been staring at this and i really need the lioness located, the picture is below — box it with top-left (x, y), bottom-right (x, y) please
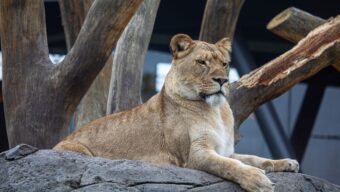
top-left (54, 34), bottom-right (299, 192)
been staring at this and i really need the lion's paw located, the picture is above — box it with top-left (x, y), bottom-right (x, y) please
top-left (239, 165), bottom-right (274, 192)
top-left (261, 161), bottom-right (275, 173)
top-left (274, 158), bottom-right (299, 173)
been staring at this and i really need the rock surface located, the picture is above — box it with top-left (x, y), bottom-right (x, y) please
top-left (0, 144), bottom-right (339, 192)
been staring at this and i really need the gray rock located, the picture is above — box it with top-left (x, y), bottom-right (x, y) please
top-left (0, 144), bottom-right (38, 161)
top-left (0, 145), bottom-right (339, 192)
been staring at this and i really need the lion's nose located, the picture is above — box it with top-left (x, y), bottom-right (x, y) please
top-left (212, 78), bottom-right (228, 86)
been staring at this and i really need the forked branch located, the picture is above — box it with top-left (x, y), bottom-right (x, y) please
top-left (55, 0), bottom-right (143, 112)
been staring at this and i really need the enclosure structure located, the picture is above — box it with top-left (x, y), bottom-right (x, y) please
top-left (0, 0), bottom-right (339, 185)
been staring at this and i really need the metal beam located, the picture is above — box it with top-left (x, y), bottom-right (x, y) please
top-left (291, 82), bottom-right (326, 162)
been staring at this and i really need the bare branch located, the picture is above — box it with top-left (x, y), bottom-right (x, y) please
top-left (58, 0), bottom-right (93, 50)
top-left (107, 0), bottom-right (160, 113)
top-left (199, 0), bottom-right (245, 43)
top-left (55, 0), bottom-right (143, 112)
top-left (230, 16), bottom-right (340, 129)
top-left (59, 0), bottom-right (113, 127)
top-left (267, 7), bottom-right (340, 71)
top-left (267, 7), bottom-right (325, 43)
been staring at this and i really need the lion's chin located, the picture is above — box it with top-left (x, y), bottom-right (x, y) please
top-left (205, 93), bottom-right (226, 107)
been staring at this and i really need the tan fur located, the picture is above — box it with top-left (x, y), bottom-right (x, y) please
top-left (54, 34), bottom-right (299, 192)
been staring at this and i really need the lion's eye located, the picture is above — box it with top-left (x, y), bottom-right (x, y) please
top-left (196, 59), bottom-right (206, 65)
top-left (222, 62), bottom-right (228, 67)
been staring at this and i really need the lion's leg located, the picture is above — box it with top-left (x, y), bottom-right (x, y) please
top-left (230, 153), bottom-right (299, 173)
top-left (53, 140), bottom-right (94, 157)
top-left (187, 148), bottom-right (274, 192)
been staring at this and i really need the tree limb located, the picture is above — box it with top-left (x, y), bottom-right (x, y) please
top-left (58, 0), bottom-right (93, 50)
top-left (59, 0), bottom-right (113, 127)
top-left (267, 7), bottom-right (340, 71)
top-left (199, 0), bottom-right (245, 43)
top-left (229, 16), bottom-right (340, 129)
top-left (55, 0), bottom-right (143, 113)
top-left (107, 0), bottom-right (160, 114)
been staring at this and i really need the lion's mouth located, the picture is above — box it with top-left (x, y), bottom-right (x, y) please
top-left (199, 90), bottom-right (224, 100)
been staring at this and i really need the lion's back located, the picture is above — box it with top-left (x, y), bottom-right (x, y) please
top-left (56, 93), bottom-right (171, 163)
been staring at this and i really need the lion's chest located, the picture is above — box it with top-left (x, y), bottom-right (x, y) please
top-left (211, 119), bottom-right (234, 157)
top-left (191, 116), bottom-right (234, 157)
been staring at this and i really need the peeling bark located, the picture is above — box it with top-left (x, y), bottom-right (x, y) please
top-left (229, 16), bottom-right (340, 129)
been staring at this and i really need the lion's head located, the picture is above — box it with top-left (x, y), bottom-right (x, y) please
top-left (164, 34), bottom-right (232, 107)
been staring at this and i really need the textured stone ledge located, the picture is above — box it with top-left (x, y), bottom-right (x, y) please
top-left (0, 144), bottom-right (339, 192)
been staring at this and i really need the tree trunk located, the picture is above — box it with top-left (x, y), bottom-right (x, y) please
top-left (229, 16), bottom-right (340, 129)
top-left (0, 0), bottom-right (143, 148)
top-left (266, 7), bottom-right (340, 71)
top-left (0, 81), bottom-right (9, 151)
top-left (199, 0), bottom-right (245, 43)
top-left (59, 0), bottom-right (113, 128)
top-left (107, 0), bottom-right (160, 113)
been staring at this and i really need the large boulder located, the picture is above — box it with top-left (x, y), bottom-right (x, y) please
top-left (0, 144), bottom-right (339, 192)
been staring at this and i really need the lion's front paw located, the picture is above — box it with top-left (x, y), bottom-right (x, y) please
top-left (274, 158), bottom-right (299, 172)
top-left (239, 165), bottom-right (274, 192)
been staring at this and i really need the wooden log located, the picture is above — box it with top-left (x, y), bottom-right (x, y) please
top-left (199, 0), bottom-right (245, 43)
top-left (107, 0), bottom-right (160, 113)
top-left (267, 7), bottom-right (325, 43)
top-left (230, 16), bottom-right (340, 129)
top-left (267, 7), bottom-right (340, 71)
top-left (59, 0), bottom-right (113, 127)
top-left (0, 0), bottom-right (143, 148)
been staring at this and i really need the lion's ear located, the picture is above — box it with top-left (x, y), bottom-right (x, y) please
top-left (170, 34), bottom-right (194, 58)
top-left (216, 37), bottom-right (231, 53)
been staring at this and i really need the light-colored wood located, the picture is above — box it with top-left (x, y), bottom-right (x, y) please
top-left (230, 16), bottom-right (340, 129)
top-left (107, 0), bottom-right (160, 114)
top-left (59, 0), bottom-right (113, 128)
top-left (0, 0), bottom-right (143, 148)
top-left (199, 0), bottom-right (245, 43)
top-left (267, 7), bottom-right (340, 71)
top-left (267, 7), bottom-right (325, 43)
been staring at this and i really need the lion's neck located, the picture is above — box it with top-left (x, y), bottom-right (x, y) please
top-left (162, 70), bottom-right (222, 113)
top-left (161, 86), bottom-right (216, 113)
